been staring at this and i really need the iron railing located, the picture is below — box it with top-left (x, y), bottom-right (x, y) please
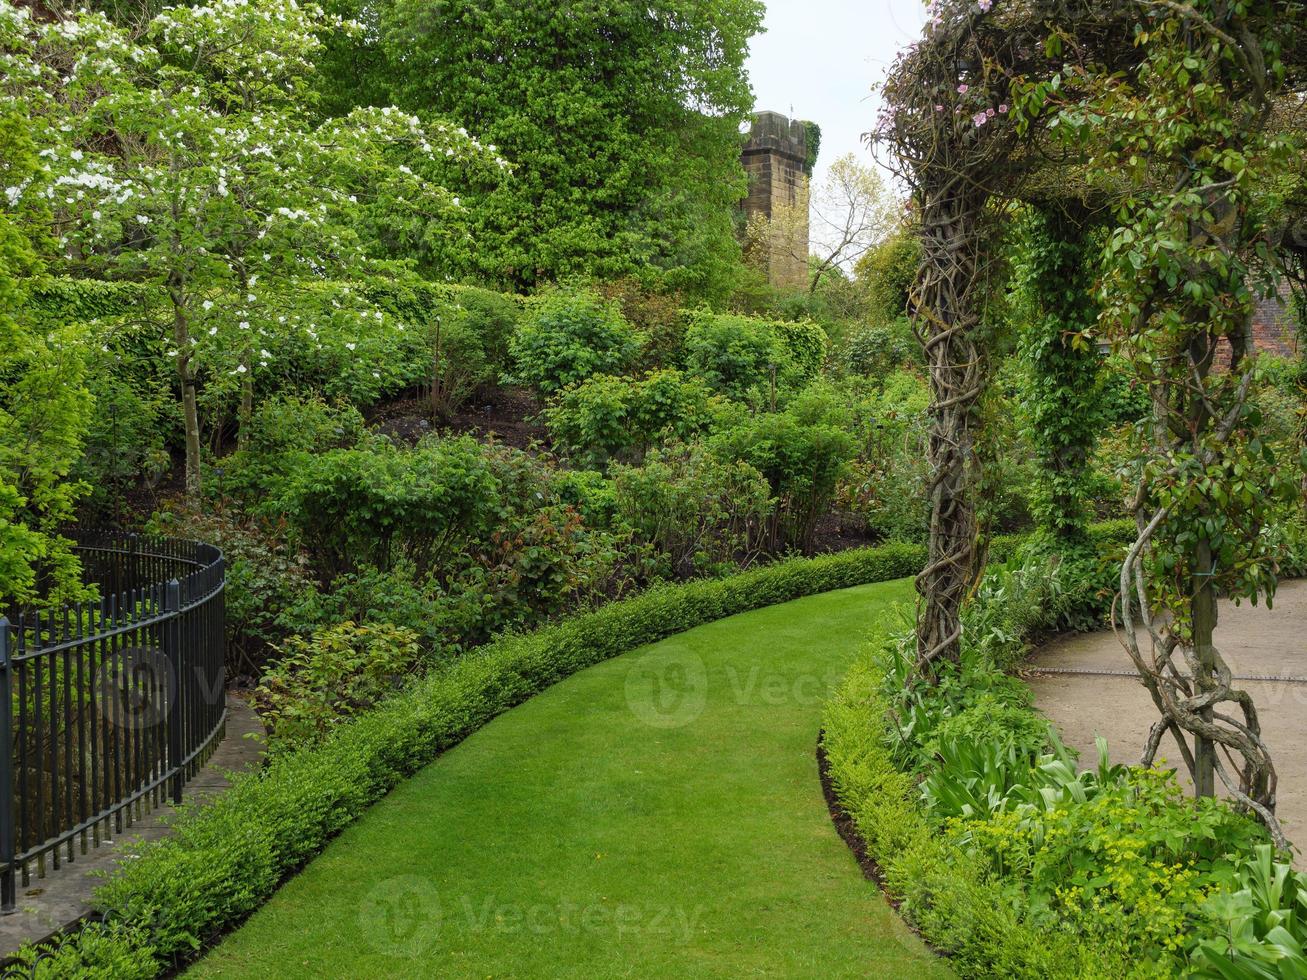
top-left (0, 531), bottom-right (226, 912)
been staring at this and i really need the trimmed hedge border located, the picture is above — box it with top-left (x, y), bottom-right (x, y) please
top-left (12, 540), bottom-right (930, 976)
top-left (821, 663), bottom-right (1130, 980)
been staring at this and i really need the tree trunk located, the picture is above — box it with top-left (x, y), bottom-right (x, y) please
top-left (168, 277), bottom-right (202, 498)
top-left (1193, 536), bottom-right (1217, 797)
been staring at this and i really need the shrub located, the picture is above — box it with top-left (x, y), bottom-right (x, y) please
top-left (842, 319), bottom-right (920, 379)
top-left (426, 312), bottom-right (494, 422)
top-left (612, 441), bottom-right (773, 578)
top-left (544, 369), bottom-right (717, 468)
top-left (253, 621), bottom-right (425, 750)
top-left (681, 309), bottom-right (792, 402)
top-left (1192, 846), bottom-right (1307, 978)
top-left (712, 411), bottom-right (857, 553)
top-left (73, 367), bottom-right (174, 521)
top-left (35, 542), bottom-right (925, 975)
top-left (509, 287), bottom-right (643, 396)
top-left (271, 436), bottom-right (499, 577)
top-left (825, 543), bottom-right (1276, 979)
top-left (773, 318), bottom-right (829, 383)
top-left (216, 395), bottom-right (366, 503)
top-left (145, 506), bottom-right (315, 678)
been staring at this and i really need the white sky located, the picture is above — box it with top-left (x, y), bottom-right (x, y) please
top-left (745, 0), bottom-right (926, 191)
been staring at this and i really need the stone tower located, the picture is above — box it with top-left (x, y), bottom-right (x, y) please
top-left (741, 111), bottom-right (810, 290)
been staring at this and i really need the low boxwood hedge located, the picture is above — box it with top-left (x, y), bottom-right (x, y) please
top-left (822, 661), bottom-right (1132, 979)
top-left (9, 541), bottom-right (927, 977)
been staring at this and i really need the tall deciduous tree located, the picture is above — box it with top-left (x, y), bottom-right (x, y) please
top-left (352, 0), bottom-right (764, 298)
top-left (14, 0), bottom-right (497, 497)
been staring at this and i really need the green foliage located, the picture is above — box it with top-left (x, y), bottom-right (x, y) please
top-left (800, 119), bottom-right (821, 175)
top-left (855, 224), bottom-right (920, 327)
top-left (509, 287), bottom-right (643, 397)
top-left (216, 395), bottom-right (367, 503)
top-left (712, 409), bottom-right (856, 553)
top-left (612, 441), bottom-right (772, 578)
top-left (544, 369), bottom-right (718, 469)
top-left (366, 0), bottom-right (763, 298)
top-left (146, 506), bottom-right (317, 677)
top-left (32, 542), bottom-right (923, 975)
top-left (774, 318), bottom-right (829, 383)
top-left (842, 319), bottom-right (920, 379)
top-left (680, 309), bottom-right (823, 403)
top-left (825, 542), bottom-right (1279, 979)
top-left (272, 436), bottom-right (498, 577)
top-left (1012, 208), bottom-right (1105, 555)
top-left (253, 620), bottom-right (425, 749)
top-left (1193, 846), bottom-right (1307, 978)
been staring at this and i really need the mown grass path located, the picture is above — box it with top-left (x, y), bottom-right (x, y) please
top-left (190, 580), bottom-right (950, 979)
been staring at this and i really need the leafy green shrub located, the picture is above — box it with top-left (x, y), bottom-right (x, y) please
top-left (146, 506), bottom-right (315, 678)
top-left (272, 436), bottom-right (498, 577)
top-left (681, 309), bottom-right (792, 402)
top-left (826, 542), bottom-right (1277, 979)
top-left (277, 562), bottom-right (449, 654)
top-left (842, 319), bottom-right (920, 379)
top-left (217, 395), bottom-right (366, 503)
top-left (545, 369), bottom-right (717, 468)
top-left (854, 224), bottom-right (920, 326)
top-left (253, 621), bottom-right (425, 750)
top-left (712, 410), bottom-right (857, 553)
top-left (426, 312), bottom-right (494, 421)
top-left (928, 693), bottom-right (1051, 759)
top-left (1193, 846), bottom-right (1307, 978)
top-left (73, 367), bottom-right (174, 521)
top-left (509, 287), bottom-right (643, 396)
top-left (773, 318), bottom-right (829, 383)
top-left (961, 767), bottom-right (1264, 962)
top-left (35, 542), bottom-right (925, 975)
top-left (612, 441), bottom-right (773, 578)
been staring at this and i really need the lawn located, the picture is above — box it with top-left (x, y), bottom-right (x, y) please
top-left (188, 579), bottom-right (950, 979)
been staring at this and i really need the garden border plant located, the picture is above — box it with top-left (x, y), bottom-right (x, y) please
top-left (821, 531), bottom-right (1307, 979)
top-left (5, 539), bottom-right (931, 976)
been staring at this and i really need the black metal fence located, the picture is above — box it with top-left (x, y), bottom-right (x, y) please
top-left (0, 532), bottom-right (226, 911)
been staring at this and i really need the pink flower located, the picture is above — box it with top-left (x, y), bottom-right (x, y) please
top-left (957, 83), bottom-right (969, 94)
top-left (978, 0), bottom-right (992, 10)
top-left (986, 107), bottom-right (996, 118)
top-left (999, 104), bottom-right (1009, 113)
top-left (935, 105), bottom-right (944, 112)
top-left (973, 112), bottom-right (988, 126)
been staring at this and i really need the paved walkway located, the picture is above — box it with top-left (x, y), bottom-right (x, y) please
top-left (0, 696), bottom-right (264, 954)
top-left (1030, 580), bottom-right (1307, 864)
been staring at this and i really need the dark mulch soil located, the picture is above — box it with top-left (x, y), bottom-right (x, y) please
top-left (367, 386), bottom-right (547, 450)
top-left (810, 511), bottom-right (880, 555)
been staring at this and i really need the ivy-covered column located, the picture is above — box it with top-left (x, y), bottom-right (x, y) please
top-left (1014, 206), bottom-right (1101, 556)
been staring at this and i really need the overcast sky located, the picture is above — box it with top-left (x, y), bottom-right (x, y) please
top-left (745, 0), bottom-right (927, 190)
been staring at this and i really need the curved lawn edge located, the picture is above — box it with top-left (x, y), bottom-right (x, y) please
top-left (821, 658), bottom-right (1129, 980)
top-left (6, 541), bottom-right (928, 977)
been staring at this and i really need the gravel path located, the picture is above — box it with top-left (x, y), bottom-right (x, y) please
top-left (1029, 580), bottom-right (1307, 865)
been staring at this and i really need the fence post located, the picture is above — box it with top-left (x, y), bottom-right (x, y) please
top-left (0, 620), bottom-right (15, 913)
top-left (163, 580), bottom-right (184, 805)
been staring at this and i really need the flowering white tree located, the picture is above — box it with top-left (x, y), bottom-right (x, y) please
top-left (9, 0), bottom-right (502, 495)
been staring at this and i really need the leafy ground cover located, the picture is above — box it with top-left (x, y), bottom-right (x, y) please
top-left (188, 580), bottom-right (950, 979)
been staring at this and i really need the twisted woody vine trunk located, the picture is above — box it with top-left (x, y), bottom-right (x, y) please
top-left (913, 184), bottom-right (989, 672)
top-left (1092, 0), bottom-right (1297, 846)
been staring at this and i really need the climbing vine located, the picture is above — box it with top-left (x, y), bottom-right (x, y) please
top-left (1013, 206), bottom-right (1103, 556)
top-left (1030, 0), bottom-right (1301, 843)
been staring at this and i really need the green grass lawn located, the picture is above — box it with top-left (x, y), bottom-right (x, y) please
top-left (189, 579), bottom-right (950, 979)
